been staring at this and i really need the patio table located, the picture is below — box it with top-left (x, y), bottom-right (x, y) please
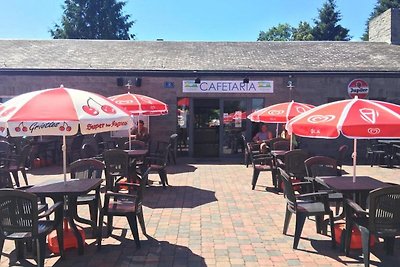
top-left (314, 175), bottom-right (391, 207)
top-left (26, 179), bottom-right (102, 255)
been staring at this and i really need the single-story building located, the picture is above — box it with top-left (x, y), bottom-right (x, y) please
top-left (1, 8), bottom-right (400, 159)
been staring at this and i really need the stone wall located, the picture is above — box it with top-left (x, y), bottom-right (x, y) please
top-left (369, 8), bottom-right (400, 45)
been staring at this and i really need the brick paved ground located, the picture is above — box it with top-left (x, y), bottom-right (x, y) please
top-left (0, 159), bottom-right (399, 267)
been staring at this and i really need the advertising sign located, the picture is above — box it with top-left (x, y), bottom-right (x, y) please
top-left (183, 80), bottom-right (273, 93)
top-left (348, 79), bottom-right (369, 99)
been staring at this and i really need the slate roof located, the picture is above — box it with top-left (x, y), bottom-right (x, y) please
top-left (1, 39), bottom-right (400, 73)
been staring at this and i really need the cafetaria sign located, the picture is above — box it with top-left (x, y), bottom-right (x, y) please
top-left (183, 80), bottom-right (273, 93)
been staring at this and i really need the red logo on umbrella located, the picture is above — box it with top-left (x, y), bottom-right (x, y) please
top-left (82, 97), bottom-right (116, 116)
top-left (359, 108), bottom-right (378, 124)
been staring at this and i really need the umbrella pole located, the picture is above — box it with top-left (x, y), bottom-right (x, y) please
top-left (290, 134), bottom-right (293, 151)
top-left (62, 134), bottom-right (67, 184)
top-left (352, 139), bottom-right (357, 183)
top-left (129, 128), bottom-right (132, 150)
top-left (276, 123), bottom-right (279, 138)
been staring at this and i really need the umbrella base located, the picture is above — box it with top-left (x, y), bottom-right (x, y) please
top-left (47, 219), bottom-right (86, 254)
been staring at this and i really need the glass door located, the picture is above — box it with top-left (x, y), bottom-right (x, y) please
top-left (222, 99), bottom-right (246, 156)
top-left (193, 99), bottom-right (220, 157)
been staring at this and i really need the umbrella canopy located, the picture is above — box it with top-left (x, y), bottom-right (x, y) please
top-left (108, 92), bottom-right (168, 116)
top-left (286, 96), bottom-right (400, 182)
top-left (0, 86), bottom-right (133, 182)
top-left (247, 101), bottom-right (314, 123)
top-left (177, 97), bottom-right (190, 107)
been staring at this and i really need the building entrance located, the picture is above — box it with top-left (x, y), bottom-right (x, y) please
top-left (193, 98), bottom-right (220, 157)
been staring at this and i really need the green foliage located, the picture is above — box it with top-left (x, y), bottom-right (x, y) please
top-left (362, 0), bottom-right (400, 40)
top-left (312, 0), bottom-right (350, 41)
top-left (257, 0), bottom-right (350, 41)
top-left (50, 0), bottom-right (135, 40)
top-left (292, 21), bottom-right (314, 41)
top-left (258, 23), bottom-right (294, 41)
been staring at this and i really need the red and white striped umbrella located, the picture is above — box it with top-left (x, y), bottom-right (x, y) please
top-left (247, 101), bottom-right (314, 123)
top-left (286, 97), bottom-right (400, 182)
top-left (0, 86), bottom-right (133, 182)
top-left (108, 92), bottom-right (168, 116)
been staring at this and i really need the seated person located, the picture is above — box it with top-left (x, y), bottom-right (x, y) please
top-left (131, 120), bottom-right (149, 143)
top-left (252, 124), bottom-right (273, 143)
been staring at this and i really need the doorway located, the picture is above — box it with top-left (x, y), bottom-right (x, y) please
top-left (193, 99), bottom-right (220, 157)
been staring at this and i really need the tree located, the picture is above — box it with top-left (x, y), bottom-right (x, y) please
top-left (312, 0), bottom-right (350, 41)
top-left (50, 0), bottom-right (135, 40)
top-left (257, 0), bottom-right (349, 41)
top-left (362, 0), bottom-right (400, 40)
top-left (292, 21), bottom-right (314, 41)
top-left (257, 23), bottom-right (294, 41)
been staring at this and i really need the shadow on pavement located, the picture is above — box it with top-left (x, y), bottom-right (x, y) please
top-left (144, 185), bottom-right (217, 209)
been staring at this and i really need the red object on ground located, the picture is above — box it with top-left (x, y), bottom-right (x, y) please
top-left (47, 219), bottom-right (86, 254)
top-left (334, 223), bottom-right (375, 249)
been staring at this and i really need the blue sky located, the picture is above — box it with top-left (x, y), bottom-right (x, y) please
top-left (0, 0), bottom-right (376, 41)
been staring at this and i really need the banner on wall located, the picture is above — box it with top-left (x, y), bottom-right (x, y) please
top-left (182, 80), bottom-right (273, 93)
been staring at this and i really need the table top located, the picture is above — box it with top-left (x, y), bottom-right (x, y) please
top-left (378, 139), bottom-right (400, 144)
top-left (26, 179), bottom-right (102, 197)
top-left (271, 150), bottom-right (287, 156)
top-left (124, 149), bottom-right (148, 156)
top-left (315, 175), bottom-right (390, 193)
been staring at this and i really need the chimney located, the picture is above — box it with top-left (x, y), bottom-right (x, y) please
top-left (369, 8), bottom-right (400, 45)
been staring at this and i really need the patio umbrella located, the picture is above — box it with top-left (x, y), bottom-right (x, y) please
top-left (177, 97), bottom-right (190, 107)
top-left (108, 92), bottom-right (168, 149)
top-left (247, 101), bottom-right (315, 149)
top-left (286, 96), bottom-right (400, 182)
top-left (0, 86), bottom-right (133, 183)
top-left (108, 92), bottom-right (168, 116)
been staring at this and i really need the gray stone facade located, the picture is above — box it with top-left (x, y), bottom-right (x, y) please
top-left (369, 8), bottom-right (400, 45)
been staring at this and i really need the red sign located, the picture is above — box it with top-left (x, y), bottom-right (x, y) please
top-left (348, 79), bottom-right (369, 99)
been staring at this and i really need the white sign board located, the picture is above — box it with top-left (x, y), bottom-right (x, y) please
top-left (183, 80), bottom-right (273, 93)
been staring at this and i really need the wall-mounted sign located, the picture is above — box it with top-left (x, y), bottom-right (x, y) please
top-left (164, 81), bottom-right (174, 88)
top-left (348, 79), bottom-right (369, 99)
top-left (182, 80), bottom-right (273, 93)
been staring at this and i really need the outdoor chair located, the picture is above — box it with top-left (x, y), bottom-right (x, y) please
top-left (145, 144), bottom-right (170, 188)
top-left (0, 141), bottom-right (13, 170)
top-left (7, 144), bottom-right (31, 187)
top-left (345, 186), bottom-right (400, 267)
top-left (169, 133), bottom-right (178, 165)
top-left (97, 168), bottom-right (151, 249)
top-left (248, 142), bottom-right (273, 190)
top-left (366, 141), bottom-right (388, 167)
top-left (124, 140), bottom-right (146, 150)
top-left (268, 137), bottom-right (286, 150)
top-left (68, 134), bottom-right (85, 163)
top-left (0, 169), bottom-right (13, 189)
top-left (244, 141), bottom-right (260, 168)
top-left (81, 143), bottom-right (103, 161)
top-left (70, 158), bottom-right (105, 235)
top-left (272, 140), bottom-right (290, 151)
top-left (0, 169), bottom-right (48, 217)
top-left (277, 149), bottom-right (308, 191)
top-left (304, 156), bottom-right (343, 217)
top-left (336, 145), bottom-right (348, 172)
top-left (278, 167), bottom-right (336, 249)
top-left (104, 149), bottom-right (131, 192)
top-left (0, 189), bottom-right (64, 267)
